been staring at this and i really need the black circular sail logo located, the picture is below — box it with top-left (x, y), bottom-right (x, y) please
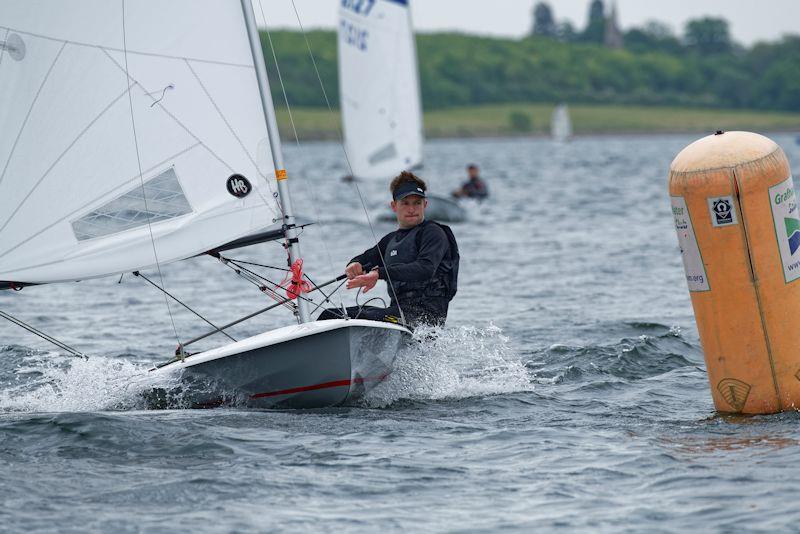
top-left (226, 174), bottom-right (251, 198)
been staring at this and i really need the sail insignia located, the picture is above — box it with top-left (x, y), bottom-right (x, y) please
top-left (71, 168), bottom-right (192, 241)
top-left (226, 174), bottom-right (252, 198)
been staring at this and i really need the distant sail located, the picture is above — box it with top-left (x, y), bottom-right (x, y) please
top-left (338, 0), bottom-right (424, 180)
top-left (0, 0), bottom-right (281, 285)
top-left (551, 103), bottom-right (573, 143)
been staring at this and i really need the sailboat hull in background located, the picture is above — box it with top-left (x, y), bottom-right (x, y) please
top-left (375, 194), bottom-right (467, 224)
top-left (148, 319), bottom-right (411, 409)
top-left (424, 195), bottom-right (468, 223)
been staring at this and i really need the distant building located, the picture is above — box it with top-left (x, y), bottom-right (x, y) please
top-left (604, 1), bottom-right (623, 49)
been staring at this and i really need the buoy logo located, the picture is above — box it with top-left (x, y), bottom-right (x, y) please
top-left (708, 196), bottom-right (737, 227)
top-left (713, 199), bottom-right (732, 224)
top-left (785, 217), bottom-right (800, 255)
top-left (769, 177), bottom-right (800, 283)
top-left (717, 378), bottom-right (751, 412)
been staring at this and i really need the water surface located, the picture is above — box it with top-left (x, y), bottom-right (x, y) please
top-left (2, 134), bottom-right (800, 531)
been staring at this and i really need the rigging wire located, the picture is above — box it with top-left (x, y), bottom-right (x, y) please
top-left (133, 271), bottom-right (236, 342)
top-left (220, 258), bottom-right (290, 272)
top-left (216, 255), bottom-right (296, 310)
top-left (174, 269), bottom-right (350, 355)
top-left (121, 0), bottom-right (182, 348)
top-left (217, 254), bottom-right (343, 315)
top-left (0, 310), bottom-right (87, 359)
top-left (285, 0), bottom-right (407, 325)
top-left (216, 253), bottom-right (351, 318)
top-left (257, 0), bottom-right (345, 313)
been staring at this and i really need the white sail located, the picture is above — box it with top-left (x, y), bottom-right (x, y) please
top-left (338, 0), bottom-right (424, 180)
top-left (0, 0), bottom-right (281, 285)
top-left (551, 103), bottom-right (573, 142)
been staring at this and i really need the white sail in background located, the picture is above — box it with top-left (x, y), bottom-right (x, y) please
top-left (551, 103), bottom-right (573, 142)
top-left (0, 0), bottom-right (281, 285)
top-left (338, 0), bottom-right (424, 180)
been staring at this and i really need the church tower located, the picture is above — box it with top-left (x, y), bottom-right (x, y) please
top-left (604, 1), bottom-right (623, 49)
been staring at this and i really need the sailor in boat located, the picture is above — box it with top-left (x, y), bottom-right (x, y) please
top-left (452, 164), bottom-right (489, 200)
top-left (318, 171), bottom-right (459, 327)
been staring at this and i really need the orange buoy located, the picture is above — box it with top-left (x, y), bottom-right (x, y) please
top-left (669, 131), bottom-right (800, 414)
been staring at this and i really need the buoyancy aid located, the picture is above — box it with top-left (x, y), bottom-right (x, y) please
top-left (383, 220), bottom-right (459, 302)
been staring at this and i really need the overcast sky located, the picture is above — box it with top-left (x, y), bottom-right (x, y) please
top-left (258, 0), bottom-right (799, 45)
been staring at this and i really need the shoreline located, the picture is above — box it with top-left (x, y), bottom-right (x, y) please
top-left (276, 103), bottom-right (800, 142)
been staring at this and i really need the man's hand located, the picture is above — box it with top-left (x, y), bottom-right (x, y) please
top-left (346, 269), bottom-right (379, 293)
top-left (345, 262), bottom-right (364, 279)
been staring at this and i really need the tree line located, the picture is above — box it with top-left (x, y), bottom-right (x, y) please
top-left (261, 6), bottom-right (800, 113)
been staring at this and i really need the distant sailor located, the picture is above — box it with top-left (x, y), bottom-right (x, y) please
top-left (318, 171), bottom-right (459, 327)
top-left (452, 163), bottom-right (488, 200)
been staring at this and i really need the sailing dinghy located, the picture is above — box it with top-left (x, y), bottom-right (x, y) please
top-left (337, 0), bottom-right (466, 223)
top-left (0, 0), bottom-right (411, 408)
top-left (551, 103), bottom-right (573, 143)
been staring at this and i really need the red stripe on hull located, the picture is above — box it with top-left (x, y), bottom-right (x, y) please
top-left (250, 374), bottom-right (388, 399)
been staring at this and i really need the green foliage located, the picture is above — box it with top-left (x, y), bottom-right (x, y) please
top-left (508, 110), bottom-right (533, 131)
top-left (581, 0), bottom-right (606, 44)
top-left (684, 17), bottom-right (732, 54)
top-left (532, 2), bottom-right (557, 38)
top-left (260, 29), bottom-right (800, 114)
top-left (623, 22), bottom-right (683, 55)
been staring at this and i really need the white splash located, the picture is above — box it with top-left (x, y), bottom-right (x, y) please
top-left (365, 323), bottom-right (533, 408)
top-left (0, 351), bottom-right (173, 413)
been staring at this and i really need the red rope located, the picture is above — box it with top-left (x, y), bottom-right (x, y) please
top-left (279, 259), bottom-right (312, 300)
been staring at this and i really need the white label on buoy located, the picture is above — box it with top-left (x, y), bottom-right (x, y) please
top-left (672, 196), bottom-right (709, 292)
top-left (769, 176), bottom-right (800, 283)
top-left (707, 196), bottom-right (738, 227)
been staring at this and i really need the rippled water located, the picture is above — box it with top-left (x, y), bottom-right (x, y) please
top-left (2, 134), bottom-right (800, 531)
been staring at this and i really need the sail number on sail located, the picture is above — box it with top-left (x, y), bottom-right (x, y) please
top-left (340, 20), bottom-right (369, 51)
top-left (341, 0), bottom-right (376, 16)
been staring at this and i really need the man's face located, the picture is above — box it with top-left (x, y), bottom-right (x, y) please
top-left (391, 195), bottom-right (427, 228)
top-left (468, 167), bottom-right (479, 179)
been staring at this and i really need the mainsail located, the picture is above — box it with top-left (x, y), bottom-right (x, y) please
top-left (0, 0), bottom-right (282, 285)
top-left (338, 0), bottom-right (424, 180)
top-left (551, 103), bottom-right (573, 142)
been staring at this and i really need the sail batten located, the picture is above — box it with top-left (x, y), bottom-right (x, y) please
top-left (0, 0), bottom-right (281, 285)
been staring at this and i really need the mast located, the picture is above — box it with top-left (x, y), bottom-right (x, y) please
top-left (240, 0), bottom-right (310, 323)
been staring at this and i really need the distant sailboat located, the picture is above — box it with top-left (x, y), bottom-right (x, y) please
top-left (0, 0), bottom-right (410, 408)
top-left (337, 0), bottom-right (466, 223)
top-left (551, 103), bottom-right (573, 143)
